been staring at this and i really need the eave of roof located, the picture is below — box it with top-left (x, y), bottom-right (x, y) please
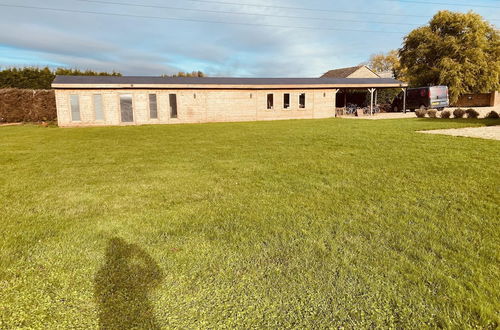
top-left (52, 75), bottom-right (408, 89)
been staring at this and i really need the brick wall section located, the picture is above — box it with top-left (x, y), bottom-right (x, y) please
top-left (454, 92), bottom-right (498, 107)
top-left (54, 89), bottom-right (338, 127)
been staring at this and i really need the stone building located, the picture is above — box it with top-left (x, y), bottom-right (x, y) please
top-left (52, 75), bottom-right (406, 127)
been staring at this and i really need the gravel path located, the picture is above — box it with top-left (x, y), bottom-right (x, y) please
top-left (418, 126), bottom-right (500, 141)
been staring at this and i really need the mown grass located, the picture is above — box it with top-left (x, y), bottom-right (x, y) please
top-left (0, 118), bottom-right (499, 328)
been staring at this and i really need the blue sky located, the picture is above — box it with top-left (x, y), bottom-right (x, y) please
top-left (0, 0), bottom-right (498, 76)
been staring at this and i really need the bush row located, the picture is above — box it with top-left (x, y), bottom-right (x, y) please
top-left (415, 108), bottom-right (499, 119)
top-left (0, 88), bottom-right (56, 123)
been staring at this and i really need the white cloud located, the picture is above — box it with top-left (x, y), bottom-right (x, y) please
top-left (1, 0), bottom-right (497, 76)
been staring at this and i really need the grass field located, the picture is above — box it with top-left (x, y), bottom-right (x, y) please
top-left (1, 118), bottom-right (499, 328)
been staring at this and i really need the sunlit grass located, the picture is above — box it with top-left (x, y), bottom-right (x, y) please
top-left (0, 118), bottom-right (498, 328)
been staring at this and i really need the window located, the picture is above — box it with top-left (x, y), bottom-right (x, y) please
top-left (299, 93), bottom-right (306, 109)
top-left (283, 93), bottom-right (290, 109)
top-left (431, 87), bottom-right (447, 100)
top-left (120, 94), bottom-right (134, 122)
top-left (70, 95), bottom-right (81, 121)
top-left (93, 94), bottom-right (104, 121)
top-left (149, 94), bottom-right (158, 119)
top-left (267, 93), bottom-right (274, 109)
top-left (169, 94), bottom-right (177, 118)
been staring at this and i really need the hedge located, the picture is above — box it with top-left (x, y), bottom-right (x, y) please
top-left (0, 88), bottom-right (56, 123)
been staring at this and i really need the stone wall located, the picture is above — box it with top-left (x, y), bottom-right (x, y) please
top-left (346, 66), bottom-right (380, 78)
top-left (54, 89), bottom-right (338, 127)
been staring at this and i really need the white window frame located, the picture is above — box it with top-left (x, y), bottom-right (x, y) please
top-left (299, 93), bottom-right (306, 109)
top-left (267, 93), bottom-right (274, 110)
top-left (93, 94), bottom-right (104, 121)
top-left (69, 94), bottom-right (81, 122)
top-left (169, 94), bottom-right (178, 119)
top-left (148, 93), bottom-right (158, 120)
top-left (283, 93), bottom-right (290, 110)
top-left (119, 94), bottom-right (135, 123)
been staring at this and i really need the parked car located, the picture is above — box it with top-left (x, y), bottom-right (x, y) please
top-left (391, 86), bottom-right (449, 112)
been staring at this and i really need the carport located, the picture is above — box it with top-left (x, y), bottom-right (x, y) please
top-left (335, 83), bottom-right (408, 116)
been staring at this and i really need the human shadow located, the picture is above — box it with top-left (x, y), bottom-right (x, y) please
top-left (94, 237), bottom-right (163, 329)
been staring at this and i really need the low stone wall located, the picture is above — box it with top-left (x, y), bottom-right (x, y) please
top-left (0, 88), bottom-right (56, 123)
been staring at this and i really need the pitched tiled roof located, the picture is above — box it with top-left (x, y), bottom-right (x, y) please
top-left (321, 65), bottom-right (378, 78)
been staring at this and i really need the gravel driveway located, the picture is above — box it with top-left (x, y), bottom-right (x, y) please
top-left (418, 126), bottom-right (500, 141)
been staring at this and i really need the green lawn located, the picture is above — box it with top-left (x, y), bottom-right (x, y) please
top-left (0, 118), bottom-right (499, 328)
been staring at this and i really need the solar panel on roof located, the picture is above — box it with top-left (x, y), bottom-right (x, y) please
top-left (52, 75), bottom-right (406, 86)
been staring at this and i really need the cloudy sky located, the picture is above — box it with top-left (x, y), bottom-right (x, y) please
top-left (0, 0), bottom-right (498, 77)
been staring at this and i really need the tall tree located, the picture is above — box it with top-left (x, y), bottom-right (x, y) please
top-left (399, 11), bottom-right (500, 103)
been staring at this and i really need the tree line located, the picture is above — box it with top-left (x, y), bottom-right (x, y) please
top-left (161, 71), bottom-right (205, 78)
top-left (0, 67), bottom-right (206, 90)
top-left (0, 67), bottom-right (122, 90)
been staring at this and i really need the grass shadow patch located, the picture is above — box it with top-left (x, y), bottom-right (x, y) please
top-left (94, 237), bottom-right (163, 329)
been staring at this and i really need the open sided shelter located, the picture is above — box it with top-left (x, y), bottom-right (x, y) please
top-left (321, 66), bottom-right (399, 110)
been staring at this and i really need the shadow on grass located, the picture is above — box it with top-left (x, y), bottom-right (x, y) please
top-left (94, 237), bottom-right (163, 329)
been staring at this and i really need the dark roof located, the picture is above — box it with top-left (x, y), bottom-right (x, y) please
top-left (53, 75), bottom-right (405, 87)
top-left (321, 65), bottom-right (379, 78)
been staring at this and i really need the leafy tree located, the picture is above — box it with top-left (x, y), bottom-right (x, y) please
top-left (0, 67), bottom-right (121, 89)
top-left (364, 51), bottom-right (405, 104)
top-left (399, 11), bottom-right (500, 103)
top-left (368, 50), bottom-right (399, 74)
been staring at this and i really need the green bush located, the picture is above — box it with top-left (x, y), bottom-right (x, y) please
top-left (415, 109), bottom-right (427, 118)
top-left (440, 110), bottom-right (451, 118)
top-left (427, 109), bottom-right (437, 118)
top-left (465, 108), bottom-right (480, 119)
top-left (485, 111), bottom-right (499, 119)
top-left (453, 108), bottom-right (465, 118)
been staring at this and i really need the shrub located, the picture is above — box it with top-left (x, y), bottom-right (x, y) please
top-left (415, 109), bottom-right (427, 118)
top-left (485, 111), bottom-right (499, 119)
top-left (453, 108), bottom-right (465, 118)
top-left (0, 88), bottom-right (56, 123)
top-left (427, 109), bottom-right (437, 118)
top-left (465, 108), bottom-right (480, 119)
top-left (440, 110), bottom-right (451, 118)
